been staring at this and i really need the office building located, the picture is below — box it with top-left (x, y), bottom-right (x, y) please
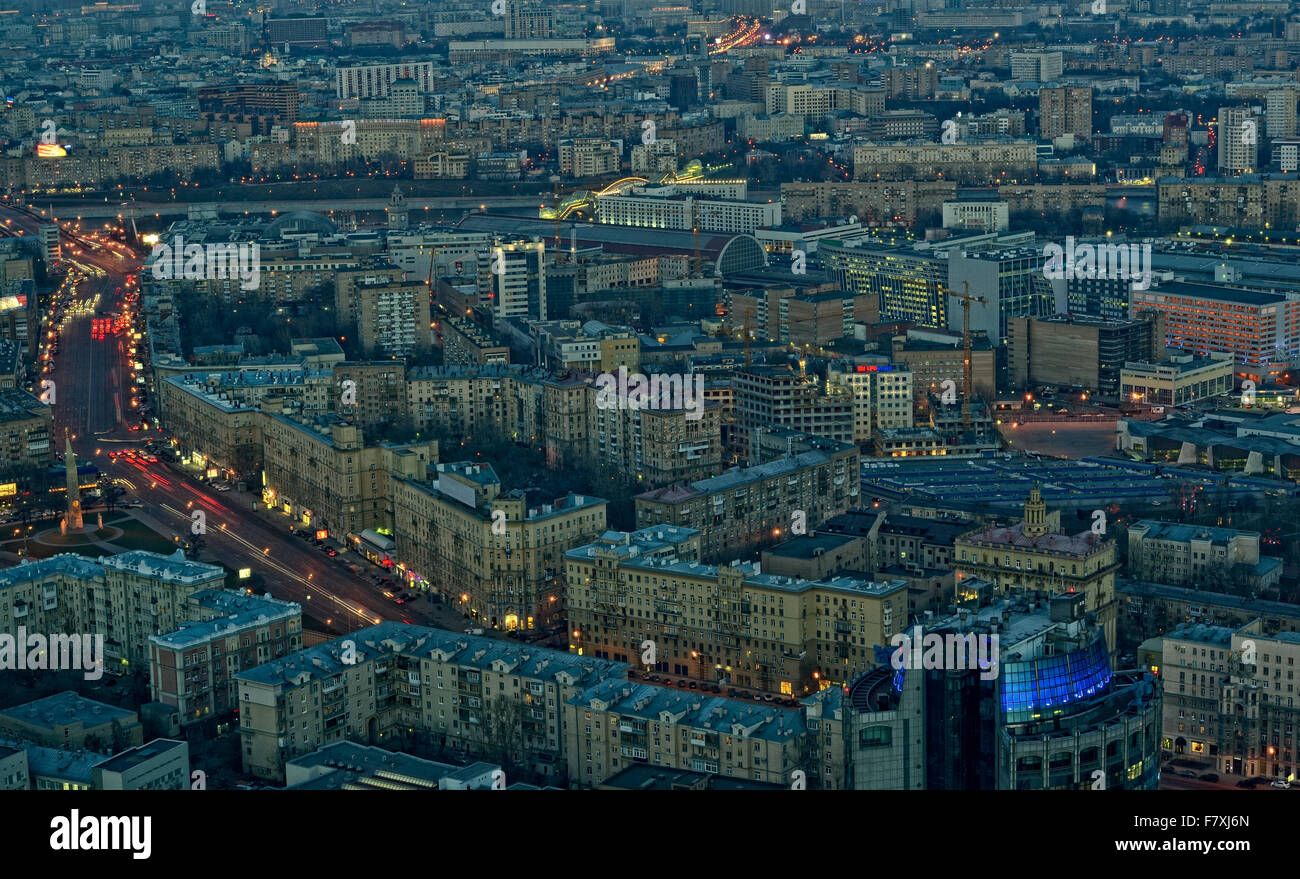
top-left (92, 739), bottom-right (190, 790)
top-left (1007, 313), bottom-right (1166, 401)
top-left (1119, 352), bottom-right (1235, 407)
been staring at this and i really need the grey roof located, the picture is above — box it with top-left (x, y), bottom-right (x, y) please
top-left (0, 691), bottom-right (135, 731)
top-left (570, 679), bottom-right (806, 743)
top-left (234, 621), bottom-right (628, 690)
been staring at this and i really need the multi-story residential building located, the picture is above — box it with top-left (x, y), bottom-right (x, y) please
top-left (634, 444), bottom-right (860, 562)
top-left (391, 461), bottom-right (607, 630)
top-left (557, 137), bottom-right (620, 179)
top-left (1217, 620), bottom-right (1300, 780)
top-left (149, 590), bottom-right (303, 729)
top-left (1142, 623), bottom-right (1233, 769)
top-left (585, 384), bottom-right (723, 486)
top-left (335, 62), bottom-right (441, 100)
top-left (852, 140), bottom-right (1038, 185)
top-left (0, 692), bottom-right (143, 752)
top-left (331, 362), bottom-right (408, 441)
top-left (732, 365), bottom-right (855, 453)
top-left (259, 415), bottom-right (438, 538)
top-left (0, 551), bottom-right (229, 673)
top-left (0, 388), bottom-right (52, 483)
top-left (159, 369), bottom-right (333, 480)
top-left (197, 84), bottom-right (299, 121)
top-left (1010, 51), bottom-right (1064, 81)
top-left (1127, 520), bottom-right (1280, 591)
top-left (441, 317), bottom-right (511, 367)
top-left (780, 180), bottom-right (957, 224)
top-left (1157, 176), bottom-right (1266, 227)
top-left (1218, 106), bottom-right (1260, 173)
top-left (532, 319), bottom-right (640, 373)
top-left (567, 526), bottom-right (909, 693)
top-left (351, 278), bottom-right (432, 358)
top-left (1039, 87), bottom-right (1092, 140)
top-left (478, 240), bottom-right (548, 322)
top-left (954, 485), bottom-right (1120, 655)
top-left (565, 679), bottom-right (809, 787)
top-left (1130, 281), bottom-right (1300, 383)
top-left (405, 364), bottom-right (550, 439)
top-left (235, 622), bottom-right (627, 782)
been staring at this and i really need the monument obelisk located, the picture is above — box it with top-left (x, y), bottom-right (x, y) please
top-left (64, 428), bottom-right (82, 531)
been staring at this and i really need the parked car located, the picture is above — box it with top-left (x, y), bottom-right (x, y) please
top-left (1177, 769), bottom-right (1198, 778)
top-left (1272, 779), bottom-right (1291, 789)
top-left (1201, 773), bottom-right (1219, 782)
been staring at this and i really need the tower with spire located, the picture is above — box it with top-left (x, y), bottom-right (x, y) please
top-left (386, 184), bottom-right (408, 230)
top-left (1022, 483), bottom-right (1048, 539)
top-left (64, 428), bottom-right (82, 531)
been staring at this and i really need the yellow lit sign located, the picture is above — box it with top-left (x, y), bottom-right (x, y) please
top-left (0, 482), bottom-right (15, 497)
top-left (238, 568), bottom-right (252, 579)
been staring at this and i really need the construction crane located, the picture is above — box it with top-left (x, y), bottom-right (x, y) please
top-left (691, 199), bottom-right (702, 277)
top-left (948, 281), bottom-right (986, 432)
top-left (550, 175), bottom-right (563, 263)
top-left (712, 306), bottom-right (753, 365)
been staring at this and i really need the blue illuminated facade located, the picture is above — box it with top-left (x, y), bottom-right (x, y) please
top-left (1000, 635), bottom-right (1114, 723)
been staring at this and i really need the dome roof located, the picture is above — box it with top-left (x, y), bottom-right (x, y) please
top-left (264, 211), bottom-right (338, 237)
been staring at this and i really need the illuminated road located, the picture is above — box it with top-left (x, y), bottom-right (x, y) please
top-left (0, 200), bottom-right (463, 637)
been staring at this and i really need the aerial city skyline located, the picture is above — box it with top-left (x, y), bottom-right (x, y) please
top-left (0, 0), bottom-right (1293, 815)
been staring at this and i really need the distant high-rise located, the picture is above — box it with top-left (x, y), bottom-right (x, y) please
top-left (1218, 106), bottom-right (1259, 173)
top-left (1039, 87), bottom-right (1092, 140)
top-left (1266, 90), bottom-right (1297, 138)
top-left (478, 240), bottom-right (548, 322)
top-left (504, 1), bottom-right (554, 39)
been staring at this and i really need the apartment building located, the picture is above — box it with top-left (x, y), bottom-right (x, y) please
top-left (351, 278), bottom-right (432, 358)
top-left (891, 329), bottom-right (997, 404)
top-left (954, 486), bottom-right (1120, 655)
top-left (477, 240), bottom-right (548, 322)
top-left (780, 180), bottom-right (956, 224)
top-left (405, 364), bottom-right (550, 439)
top-left (0, 551), bottom-right (227, 673)
top-left (1144, 623), bottom-right (1233, 768)
top-left (1217, 620), bottom-right (1300, 779)
top-left (1039, 87), bottom-right (1092, 140)
top-left (149, 590), bottom-right (303, 729)
top-left (1127, 520), bottom-right (1279, 591)
top-left (565, 679), bottom-right (809, 787)
top-left (441, 316), bottom-right (511, 366)
top-left (259, 415), bottom-right (438, 538)
top-left (0, 692), bottom-right (143, 752)
top-left (235, 622), bottom-right (627, 782)
top-left (852, 140), bottom-right (1038, 185)
top-left (160, 369), bottom-right (333, 478)
top-left (391, 461), bottom-right (607, 630)
top-left (567, 527), bottom-right (909, 693)
top-left (634, 444), bottom-right (861, 562)
top-left (586, 385), bottom-right (723, 486)
top-left (0, 388), bottom-right (52, 481)
top-left (558, 137), bottom-right (620, 179)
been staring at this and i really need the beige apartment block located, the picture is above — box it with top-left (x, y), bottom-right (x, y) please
top-left (391, 461), bottom-right (606, 631)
